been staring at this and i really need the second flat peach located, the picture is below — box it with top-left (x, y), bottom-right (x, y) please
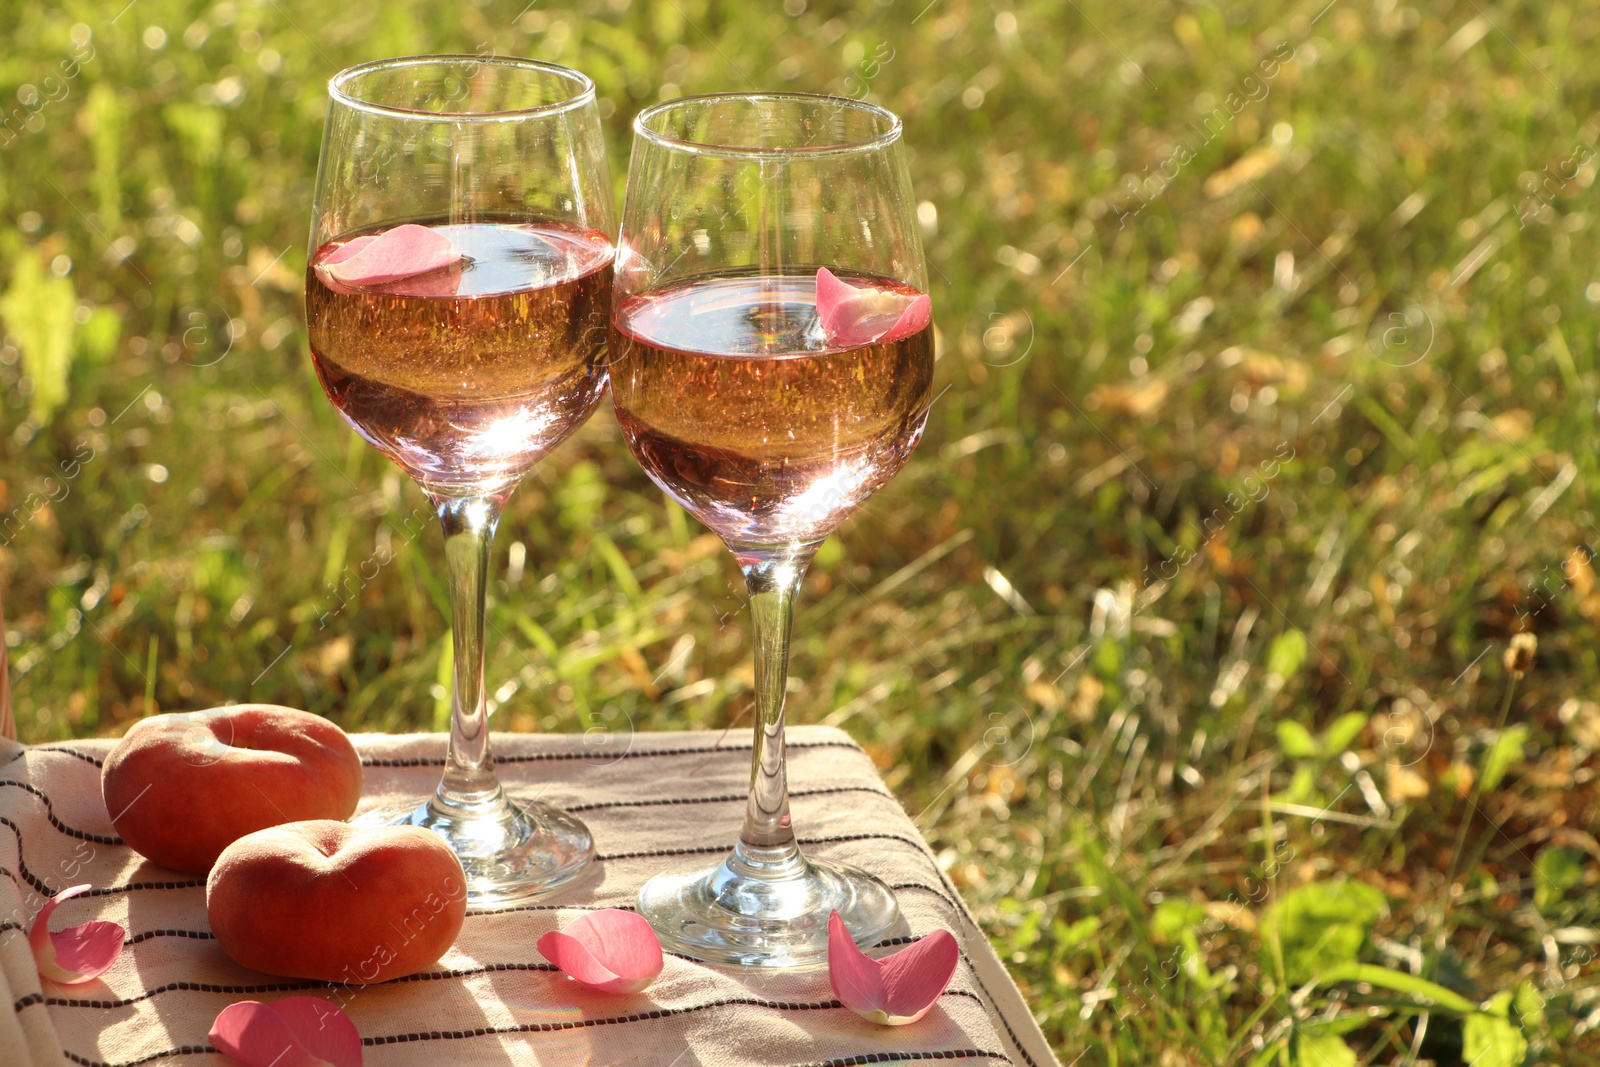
top-left (207, 820), bottom-right (467, 984)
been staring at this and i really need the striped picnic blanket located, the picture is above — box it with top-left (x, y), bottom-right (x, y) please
top-left (0, 726), bottom-right (1059, 1066)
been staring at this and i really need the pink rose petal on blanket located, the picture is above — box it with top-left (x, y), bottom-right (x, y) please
top-left (210, 997), bottom-right (362, 1067)
top-left (537, 908), bottom-right (663, 994)
top-left (28, 884), bottom-right (124, 985)
top-left (828, 911), bottom-right (959, 1026)
top-left (815, 267), bottom-right (932, 347)
top-left (316, 224), bottom-right (462, 288)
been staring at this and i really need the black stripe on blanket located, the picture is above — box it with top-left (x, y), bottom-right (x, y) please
top-left (0, 780), bottom-right (122, 844)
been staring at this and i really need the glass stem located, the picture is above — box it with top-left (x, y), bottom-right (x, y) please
top-left (735, 549), bottom-right (814, 859)
top-left (433, 495), bottom-right (506, 809)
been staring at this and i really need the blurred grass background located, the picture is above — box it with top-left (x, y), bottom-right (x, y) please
top-left (3, 0), bottom-right (1600, 1062)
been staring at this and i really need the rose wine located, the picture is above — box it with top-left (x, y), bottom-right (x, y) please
top-left (610, 272), bottom-right (934, 548)
top-left (306, 220), bottom-right (612, 496)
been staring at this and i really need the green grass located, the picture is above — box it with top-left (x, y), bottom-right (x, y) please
top-left (4, 0), bottom-right (1600, 1062)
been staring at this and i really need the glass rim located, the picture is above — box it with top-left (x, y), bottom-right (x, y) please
top-left (632, 92), bottom-right (903, 159)
top-left (328, 54), bottom-right (596, 122)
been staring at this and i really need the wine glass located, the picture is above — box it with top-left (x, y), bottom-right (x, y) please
top-left (305, 56), bottom-right (615, 906)
top-left (610, 93), bottom-right (934, 966)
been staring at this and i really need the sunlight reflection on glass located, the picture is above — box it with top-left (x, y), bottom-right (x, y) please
top-left (774, 456), bottom-right (873, 532)
top-left (461, 406), bottom-right (561, 461)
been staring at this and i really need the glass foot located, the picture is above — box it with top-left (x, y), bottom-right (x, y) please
top-left (356, 788), bottom-right (594, 909)
top-left (637, 842), bottom-right (901, 968)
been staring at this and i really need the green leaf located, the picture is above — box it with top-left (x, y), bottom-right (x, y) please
top-left (1004, 907), bottom-right (1044, 954)
top-left (1275, 720), bottom-right (1321, 760)
top-left (1533, 846), bottom-right (1586, 912)
top-left (1267, 629), bottom-right (1308, 680)
top-left (1513, 978), bottom-right (1546, 1033)
top-left (1312, 963), bottom-right (1480, 1015)
top-left (1480, 723), bottom-right (1530, 792)
top-left (1281, 764), bottom-right (1318, 803)
top-left (1261, 881), bottom-right (1386, 984)
top-left (1, 252), bottom-right (77, 423)
top-left (1300, 1013), bottom-right (1371, 1038)
top-left (1320, 712), bottom-right (1369, 756)
top-left (73, 306), bottom-right (120, 369)
top-left (1294, 1033), bottom-right (1356, 1067)
top-left (1464, 1008), bottom-right (1529, 1067)
top-left (1093, 637), bottom-right (1124, 678)
top-left (1053, 915), bottom-right (1100, 949)
top-left (1152, 899), bottom-right (1209, 940)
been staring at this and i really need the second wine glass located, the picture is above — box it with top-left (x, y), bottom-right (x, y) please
top-left (610, 93), bottom-right (935, 966)
top-left (305, 55), bottom-right (614, 906)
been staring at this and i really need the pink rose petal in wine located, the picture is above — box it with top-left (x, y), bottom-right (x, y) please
top-left (320, 234), bottom-right (379, 267)
top-left (828, 911), bottom-right (959, 1026)
top-left (316, 224), bottom-right (462, 288)
top-left (537, 909), bottom-right (663, 994)
top-left (815, 267), bottom-right (932, 347)
top-left (371, 259), bottom-right (467, 299)
top-left (28, 884), bottom-right (124, 986)
top-left (210, 998), bottom-right (362, 1067)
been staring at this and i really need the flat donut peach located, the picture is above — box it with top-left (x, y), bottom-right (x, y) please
top-left (102, 705), bottom-right (362, 874)
top-left (207, 820), bottom-right (467, 983)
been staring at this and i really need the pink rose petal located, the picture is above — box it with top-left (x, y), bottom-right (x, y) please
top-left (316, 224), bottom-right (462, 288)
top-left (50, 920), bottom-right (125, 977)
top-left (828, 911), bottom-right (959, 1026)
top-left (815, 267), bottom-right (932, 347)
top-left (827, 912), bottom-right (887, 1013)
top-left (210, 998), bottom-right (362, 1067)
top-left (320, 234), bottom-right (379, 266)
top-left (537, 908), bottom-right (663, 994)
top-left (29, 884), bottom-right (125, 986)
